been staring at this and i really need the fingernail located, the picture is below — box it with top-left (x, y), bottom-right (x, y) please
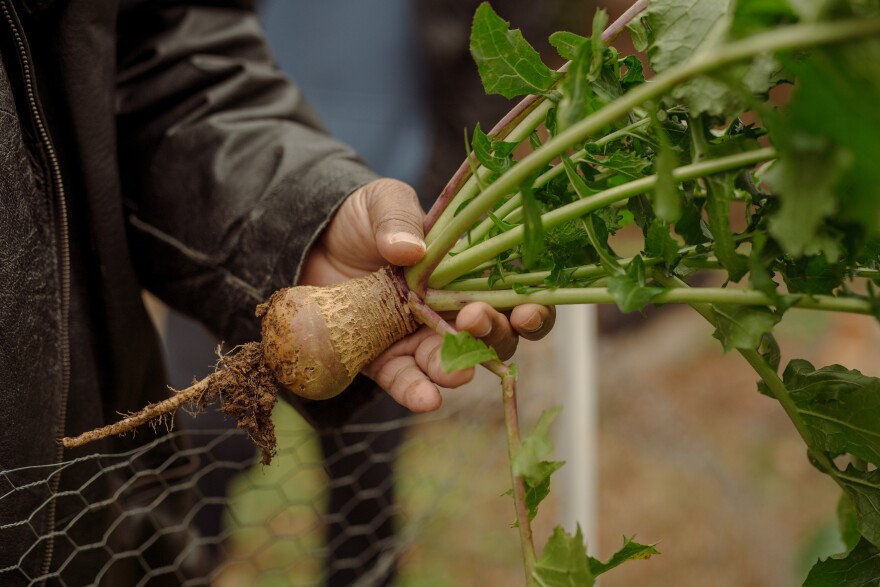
top-left (520, 312), bottom-right (543, 333)
top-left (389, 233), bottom-right (426, 252)
top-left (474, 319), bottom-right (492, 338)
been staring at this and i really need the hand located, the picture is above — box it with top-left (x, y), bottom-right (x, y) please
top-left (300, 178), bottom-right (555, 412)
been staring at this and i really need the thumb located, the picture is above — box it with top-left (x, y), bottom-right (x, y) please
top-left (362, 178), bottom-right (427, 266)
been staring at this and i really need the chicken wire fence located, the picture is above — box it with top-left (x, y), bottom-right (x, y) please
top-left (0, 358), bottom-right (557, 587)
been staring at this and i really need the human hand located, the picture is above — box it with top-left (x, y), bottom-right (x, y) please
top-left (299, 178), bottom-right (555, 412)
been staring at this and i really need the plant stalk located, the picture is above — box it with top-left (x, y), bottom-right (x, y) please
top-left (413, 0), bottom-right (652, 293)
top-left (424, 285), bottom-right (874, 315)
top-left (429, 148), bottom-right (776, 287)
top-left (411, 16), bottom-right (880, 290)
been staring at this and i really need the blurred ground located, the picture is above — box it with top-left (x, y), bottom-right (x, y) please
top-left (216, 297), bottom-right (879, 586)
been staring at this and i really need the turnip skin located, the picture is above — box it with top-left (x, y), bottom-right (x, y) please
top-left (259, 267), bottom-right (419, 401)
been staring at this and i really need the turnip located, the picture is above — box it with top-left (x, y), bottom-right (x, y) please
top-left (61, 1), bottom-right (880, 583)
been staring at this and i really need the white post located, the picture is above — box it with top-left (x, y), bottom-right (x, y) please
top-left (553, 304), bottom-right (599, 549)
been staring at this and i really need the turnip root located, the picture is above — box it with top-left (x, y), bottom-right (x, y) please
top-left (61, 267), bottom-right (417, 464)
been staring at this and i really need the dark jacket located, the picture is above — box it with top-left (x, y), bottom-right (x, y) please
top-left (0, 0), bottom-right (376, 583)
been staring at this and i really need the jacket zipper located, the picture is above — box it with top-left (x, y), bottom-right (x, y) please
top-left (0, 0), bottom-right (71, 581)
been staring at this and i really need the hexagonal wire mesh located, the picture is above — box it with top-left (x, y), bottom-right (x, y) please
top-left (0, 348), bottom-right (557, 587)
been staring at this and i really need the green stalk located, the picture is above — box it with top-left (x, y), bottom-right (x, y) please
top-left (425, 101), bottom-right (553, 248)
top-left (424, 285), bottom-right (874, 315)
top-left (429, 148), bottom-right (777, 288)
top-left (454, 117), bottom-right (653, 253)
top-left (407, 16), bottom-right (880, 292)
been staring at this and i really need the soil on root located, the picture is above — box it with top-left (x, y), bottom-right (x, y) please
top-left (61, 342), bottom-right (281, 465)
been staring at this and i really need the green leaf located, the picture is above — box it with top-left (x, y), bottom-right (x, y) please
top-left (549, 31), bottom-right (588, 61)
top-left (522, 460), bottom-right (565, 521)
top-left (533, 526), bottom-right (595, 587)
top-left (803, 538), bottom-right (880, 587)
top-left (711, 305), bottom-right (781, 352)
top-left (588, 536), bottom-right (660, 576)
top-left (782, 360), bottom-right (880, 467)
top-left (486, 210), bottom-right (516, 233)
top-left (650, 114), bottom-right (682, 223)
top-left (471, 122), bottom-right (516, 174)
top-left (470, 2), bottom-right (560, 99)
top-left (608, 256), bottom-right (664, 313)
top-left (440, 331), bottom-right (499, 372)
top-left (511, 408), bottom-right (565, 522)
top-left (766, 41), bottom-right (880, 257)
top-left (513, 407), bottom-right (562, 485)
top-left (558, 35), bottom-right (593, 133)
top-left (521, 175), bottom-right (546, 269)
top-left (643, 0), bottom-right (729, 74)
top-left (641, 0), bottom-right (736, 115)
top-left (748, 232), bottom-right (787, 309)
top-left (627, 19), bottom-right (649, 52)
top-left (766, 137), bottom-right (850, 259)
top-left (645, 220), bottom-right (681, 268)
top-left (731, 0), bottom-right (798, 37)
top-left (619, 55), bottom-right (645, 87)
top-left (836, 465), bottom-right (880, 549)
top-left (705, 173), bottom-right (749, 282)
top-left (838, 492), bottom-right (862, 553)
top-left (588, 9), bottom-right (609, 81)
top-left (782, 255), bottom-right (845, 295)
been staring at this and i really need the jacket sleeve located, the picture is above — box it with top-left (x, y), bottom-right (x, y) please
top-left (115, 0), bottom-right (379, 346)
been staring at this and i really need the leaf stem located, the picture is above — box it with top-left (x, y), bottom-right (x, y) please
top-left (424, 285), bottom-right (874, 315)
top-left (502, 369), bottom-right (538, 587)
top-left (429, 148), bottom-right (777, 287)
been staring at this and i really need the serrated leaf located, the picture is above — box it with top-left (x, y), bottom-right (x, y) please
top-left (523, 460), bottom-right (565, 521)
top-left (748, 231), bottom-right (786, 309)
top-left (472, 122), bottom-right (515, 174)
top-left (782, 360), bottom-right (880, 467)
top-left (513, 407), bottom-right (562, 485)
top-left (711, 305), bottom-right (781, 352)
top-left (440, 331), bottom-right (499, 372)
top-left (766, 138), bottom-right (850, 258)
top-left (782, 254), bottom-right (845, 295)
top-left (533, 526), bottom-right (595, 587)
top-left (641, 0), bottom-right (733, 114)
top-left (767, 41), bottom-right (880, 257)
top-left (645, 220), bottom-right (681, 267)
top-left (620, 55), bottom-right (645, 87)
top-left (558, 35), bottom-right (594, 133)
top-left (608, 256), bottom-right (663, 313)
top-left (549, 31), bottom-right (588, 61)
top-left (588, 536), bottom-right (660, 576)
top-left (470, 2), bottom-right (560, 99)
top-left (643, 0), bottom-right (729, 73)
top-left (804, 537), bottom-right (880, 587)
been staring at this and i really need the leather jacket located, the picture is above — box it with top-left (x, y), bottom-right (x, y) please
top-left (0, 0), bottom-right (376, 584)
